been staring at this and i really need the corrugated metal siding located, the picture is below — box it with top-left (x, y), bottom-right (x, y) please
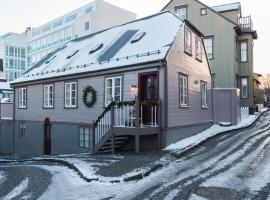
top-left (166, 26), bottom-right (213, 128)
top-left (15, 68), bottom-right (164, 124)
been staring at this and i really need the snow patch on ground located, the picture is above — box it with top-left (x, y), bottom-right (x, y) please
top-left (0, 171), bottom-right (6, 185)
top-left (166, 110), bottom-right (267, 151)
top-left (2, 178), bottom-right (29, 200)
top-left (201, 128), bottom-right (270, 192)
top-left (189, 194), bottom-right (208, 200)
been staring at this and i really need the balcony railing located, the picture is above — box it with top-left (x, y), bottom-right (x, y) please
top-left (238, 16), bottom-right (253, 30)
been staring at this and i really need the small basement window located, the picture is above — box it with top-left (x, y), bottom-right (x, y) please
top-left (131, 32), bottom-right (146, 43)
top-left (67, 50), bottom-right (79, 59)
top-left (45, 55), bottom-right (56, 64)
top-left (89, 43), bottom-right (103, 54)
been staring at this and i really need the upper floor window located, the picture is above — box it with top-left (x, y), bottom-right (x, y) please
top-left (201, 81), bottom-right (208, 108)
top-left (105, 77), bottom-right (122, 106)
top-left (201, 8), bottom-right (207, 15)
top-left (18, 88), bottom-right (27, 109)
top-left (204, 36), bottom-right (214, 60)
top-left (240, 40), bottom-right (248, 62)
top-left (179, 74), bottom-right (189, 107)
top-left (85, 22), bottom-right (90, 31)
top-left (195, 36), bottom-right (202, 61)
top-left (65, 82), bottom-right (77, 108)
top-left (44, 84), bottom-right (54, 108)
top-left (241, 77), bottom-right (248, 99)
top-left (185, 28), bottom-right (192, 55)
top-left (175, 5), bottom-right (187, 19)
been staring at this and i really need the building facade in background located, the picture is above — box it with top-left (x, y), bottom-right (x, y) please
top-left (26, 0), bottom-right (136, 67)
top-left (0, 33), bottom-right (26, 82)
top-left (163, 0), bottom-right (258, 108)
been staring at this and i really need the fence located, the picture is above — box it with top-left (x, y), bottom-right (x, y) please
top-left (0, 103), bottom-right (13, 119)
top-left (240, 107), bottom-right (249, 121)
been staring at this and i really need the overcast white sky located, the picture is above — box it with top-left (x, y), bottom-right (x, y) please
top-left (0, 0), bottom-right (269, 74)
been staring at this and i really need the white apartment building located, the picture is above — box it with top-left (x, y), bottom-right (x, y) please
top-left (0, 33), bottom-right (26, 82)
top-left (27, 0), bottom-right (136, 67)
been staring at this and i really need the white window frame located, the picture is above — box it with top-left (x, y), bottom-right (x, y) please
top-left (204, 36), bottom-right (214, 60)
top-left (201, 8), bottom-right (207, 15)
top-left (240, 40), bottom-right (248, 62)
top-left (79, 126), bottom-right (91, 148)
top-left (19, 123), bottom-right (26, 139)
top-left (175, 5), bottom-right (187, 19)
top-left (44, 84), bottom-right (54, 108)
top-left (18, 88), bottom-right (27, 109)
top-left (241, 77), bottom-right (248, 99)
top-left (105, 76), bottom-right (122, 106)
top-left (65, 82), bottom-right (77, 108)
top-left (179, 74), bottom-right (189, 107)
top-left (195, 36), bottom-right (203, 61)
top-left (185, 28), bottom-right (192, 55)
top-left (201, 81), bottom-right (208, 108)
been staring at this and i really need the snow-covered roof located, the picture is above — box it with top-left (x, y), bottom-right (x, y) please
top-left (212, 2), bottom-right (241, 13)
top-left (12, 11), bottom-right (184, 84)
top-left (1, 98), bottom-right (12, 103)
top-left (0, 82), bottom-right (11, 90)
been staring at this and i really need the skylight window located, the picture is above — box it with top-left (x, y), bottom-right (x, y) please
top-left (45, 55), bottom-right (56, 64)
top-left (89, 43), bottom-right (103, 54)
top-left (66, 50), bottom-right (79, 59)
top-left (131, 32), bottom-right (146, 43)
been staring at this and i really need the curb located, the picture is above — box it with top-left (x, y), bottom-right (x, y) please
top-left (170, 109), bottom-right (268, 159)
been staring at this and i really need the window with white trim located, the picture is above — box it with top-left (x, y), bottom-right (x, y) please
top-left (201, 81), bottom-right (208, 108)
top-left (175, 6), bottom-right (187, 19)
top-left (19, 123), bottom-right (26, 139)
top-left (241, 77), bottom-right (248, 99)
top-left (195, 36), bottom-right (202, 61)
top-left (185, 28), bottom-right (192, 55)
top-left (105, 77), bottom-right (122, 106)
top-left (201, 8), bottom-right (207, 15)
top-left (240, 40), bottom-right (248, 62)
top-left (65, 82), bottom-right (77, 108)
top-left (179, 74), bottom-right (188, 107)
top-left (18, 88), bottom-right (27, 108)
top-left (44, 84), bottom-right (54, 108)
top-left (79, 127), bottom-right (91, 148)
top-left (204, 36), bottom-right (214, 59)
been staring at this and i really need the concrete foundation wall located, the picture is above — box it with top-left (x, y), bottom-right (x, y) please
top-left (165, 122), bottom-right (213, 147)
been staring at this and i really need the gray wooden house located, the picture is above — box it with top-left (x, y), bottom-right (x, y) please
top-left (10, 11), bottom-right (213, 155)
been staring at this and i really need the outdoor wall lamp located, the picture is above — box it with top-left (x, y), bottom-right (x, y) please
top-left (131, 85), bottom-right (138, 97)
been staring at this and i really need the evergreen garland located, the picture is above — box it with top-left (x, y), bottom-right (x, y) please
top-left (82, 86), bottom-right (97, 108)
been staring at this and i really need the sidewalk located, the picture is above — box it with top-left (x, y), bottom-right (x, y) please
top-left (0, 108), bottom-right (268, 183)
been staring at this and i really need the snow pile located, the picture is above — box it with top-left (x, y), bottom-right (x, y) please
top-left (166, 109), bottom-right (267, 151)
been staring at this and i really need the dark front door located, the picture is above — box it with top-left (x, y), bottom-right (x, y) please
top-left (139, 72), bottom-right (159, 125)
top-left (44, 118), bottom-right (51, 155)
